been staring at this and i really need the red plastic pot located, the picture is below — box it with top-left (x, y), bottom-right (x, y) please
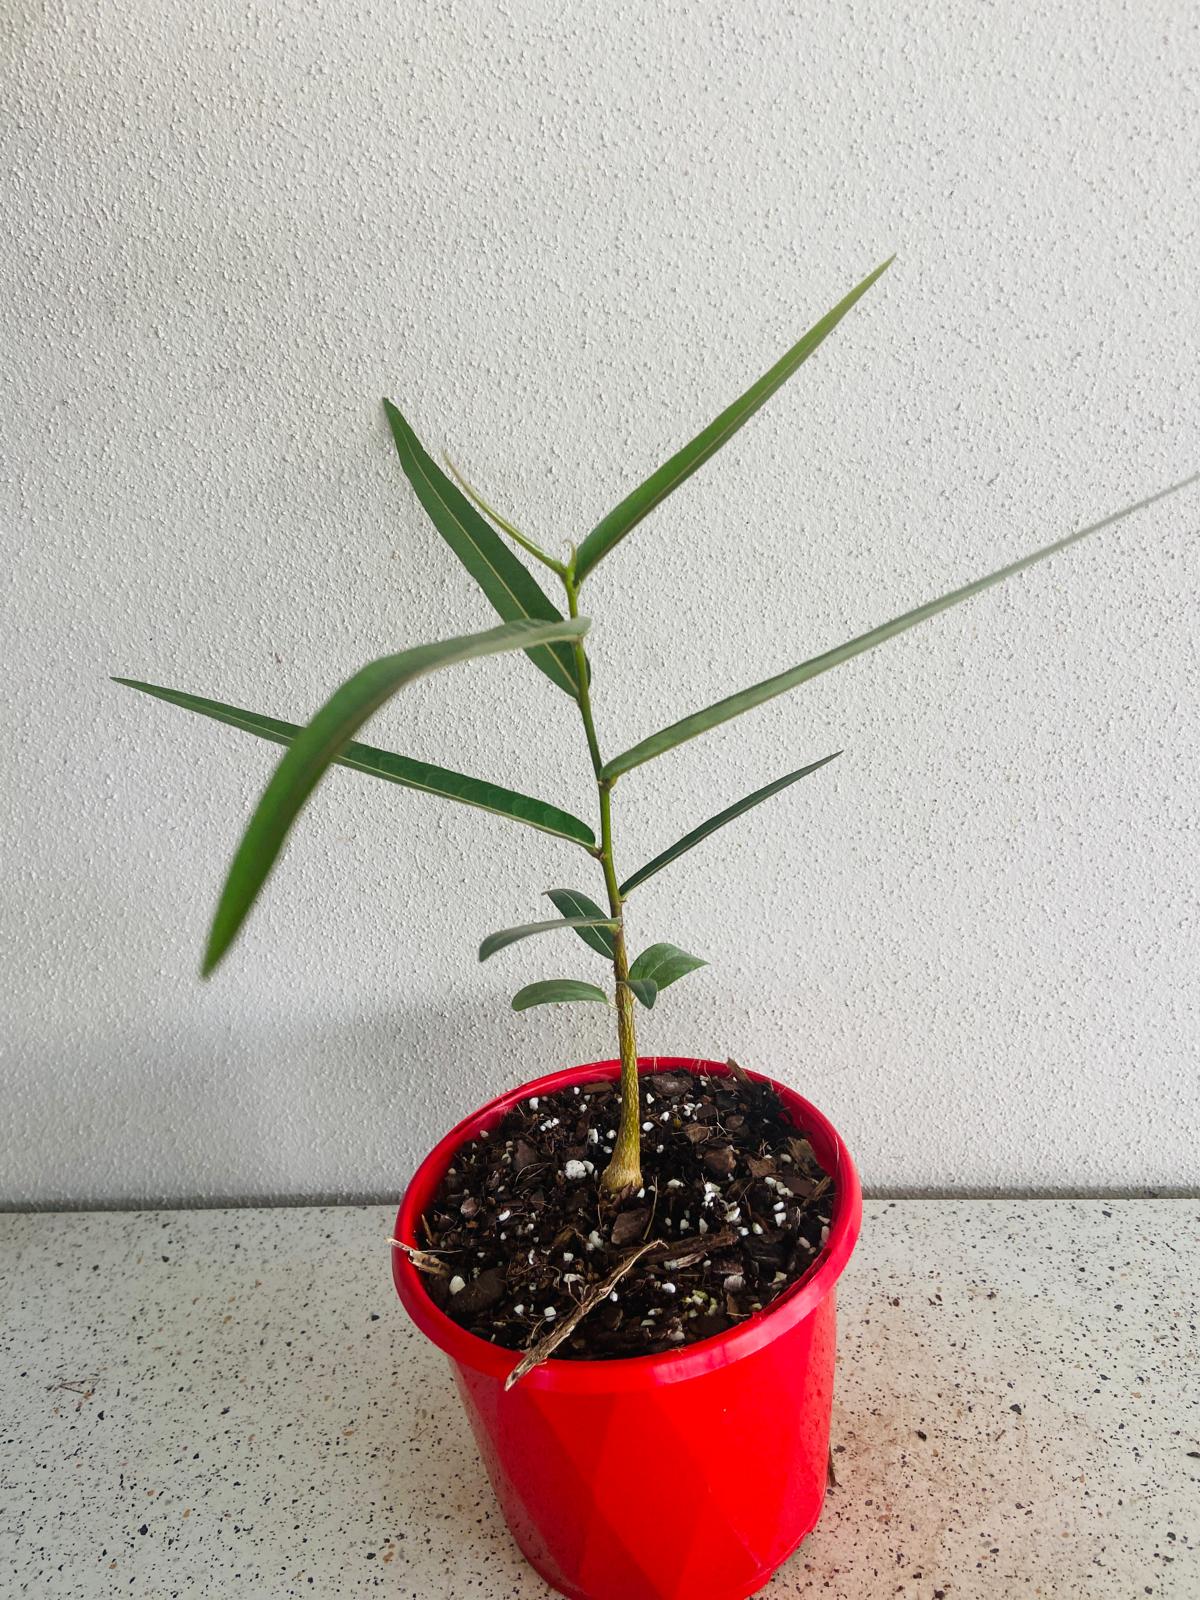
top-left (393, 1056), bottom-right (861, 1600)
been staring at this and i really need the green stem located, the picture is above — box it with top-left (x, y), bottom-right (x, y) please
top-left (563, 571), bottom-right (642, 1196)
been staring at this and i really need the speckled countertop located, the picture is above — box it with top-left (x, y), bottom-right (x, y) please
top-left (0, 1201), bottom-right (1195, 1598)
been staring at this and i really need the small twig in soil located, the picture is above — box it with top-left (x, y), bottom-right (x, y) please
top-left (644, 1179), bottom-right (659, 1239)
top-left (725, 1056), bottom-right (751, 1085)
top-left (505, 1242), bottom-right (657, 1391)
top-left (388, 1239), bottom-right (453, 1279)
top-left (646, 1228), bottom-right (737, 1271)
top-left (826, 1446), bottom-right (838, 1489)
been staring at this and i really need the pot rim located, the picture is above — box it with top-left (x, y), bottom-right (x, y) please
top-left (393, 1055), bottom-right (861, 1392)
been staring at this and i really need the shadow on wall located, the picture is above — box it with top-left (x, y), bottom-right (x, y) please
top-left (4, 992), bottom-right (625, 1211)
top-left (10, 994), bottom-right (1189, 1208)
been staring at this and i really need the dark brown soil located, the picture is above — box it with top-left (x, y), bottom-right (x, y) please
top-left (416, 1067), bottom-right (836, 1361)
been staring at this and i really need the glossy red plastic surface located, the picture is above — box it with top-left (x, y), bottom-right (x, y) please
top-left (393, 1057), bottom-right (862, 1600)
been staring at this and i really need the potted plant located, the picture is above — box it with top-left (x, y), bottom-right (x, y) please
top-left (117, 258), bottom-right (1193, 1600)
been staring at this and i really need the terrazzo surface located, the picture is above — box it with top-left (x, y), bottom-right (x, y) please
top-left (0, 1200), bottom-right (1195, 1598)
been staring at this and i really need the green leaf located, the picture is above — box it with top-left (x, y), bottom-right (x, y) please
top-left (545, 887), bottom-right (616, 959)
top-left (626, 978), bottom-right (659, 1009)
top-left (620, 753), bottom-right (840, 893)
top-left (114, 679), bottom-right (596, 848)
top-left (384, 399), bottom-right (582, 696)
top-left (443, 454), bottom-right (566, 577)
top-left (195, 616), bottom-right (589, 975)
top-left (602, 474), bottom-right (1199, 779)
top-left (512, 979), bottom-right (610, 1011)
top-left (479, 916), bottom-right (617, 962)
top-left (628, 943), bottom-right (707, 993)
top-left (572, 258), bottom-right (894, 583)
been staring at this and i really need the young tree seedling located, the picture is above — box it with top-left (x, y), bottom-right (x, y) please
top-left (117, 258), bottom-right (1195, 1200)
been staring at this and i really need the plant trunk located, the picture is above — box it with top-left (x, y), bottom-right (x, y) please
top-left (562, 573), bottom-right (643, 1199)
top-left (600, 923), bottom-right (642, 1197)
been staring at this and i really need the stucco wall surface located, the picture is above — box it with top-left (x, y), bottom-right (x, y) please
top-left (1, 0), bottom-right (1197, 1205)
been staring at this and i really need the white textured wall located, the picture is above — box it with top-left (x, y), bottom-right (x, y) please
top-left (2, 1), bottom-right (1197, 1207)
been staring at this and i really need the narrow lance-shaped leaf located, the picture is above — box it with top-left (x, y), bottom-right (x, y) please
top-left (479, 917), bottom-right (617, 963)
top-left (544, 887), bottom-right (616, 959)
top-left (114, 679), bottom-right (596, 848)
top-left (620, 753), bottom-right (840, 894)
top-left (384, 400), bottom-right (583, 697)
top-left (443, 454), bottom-right (565, 576)
top-left (602, 474), bottom-right (1199, 780)
top-left (572, 257), bottom-right (894, 583)
top-left (627, 943), bottom-right (707, 993)
top-left (512, 979), bottom-right (610, 1011)
top-left (200, 616), bottom-right (589, 975)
